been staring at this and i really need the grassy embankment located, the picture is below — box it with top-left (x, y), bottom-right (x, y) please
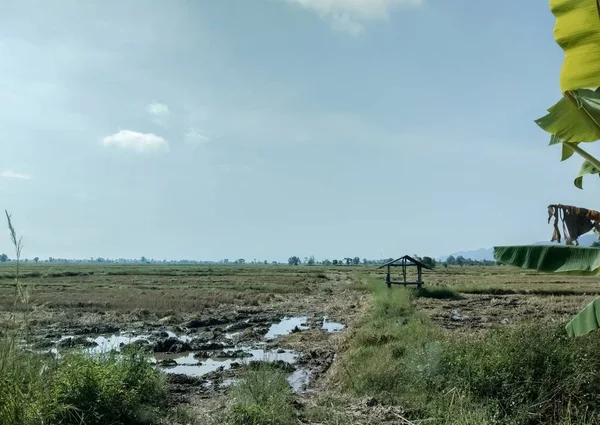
top-left (329, 275), bottom-right (600, 425)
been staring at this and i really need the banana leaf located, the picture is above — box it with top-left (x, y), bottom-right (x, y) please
top-left (574, 159), bottom-right (600, 189)
top-left (565, 296), bottom-right (600, 336)
top-left (536, 89), bottom-right (600, 143)
top-left (550, 0), bottom-right (600, 92)
top-left (493, 245), bottom-right (600, 275)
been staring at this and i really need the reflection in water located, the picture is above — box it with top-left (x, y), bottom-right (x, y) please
top-left (322, 316), bottom-right (345, 333)
top-left (264, 317), bottom-right (309, 340)
top-left (51, 328), bottom-right (312, 390)
top-left (88, 334), bottom-right (150, 354)
top-left (288, 368), bottom-right (311, 392)
top-left (165, 331), bottom-right (193, 343)
top-left (160, 348), bottom-right (298, 377)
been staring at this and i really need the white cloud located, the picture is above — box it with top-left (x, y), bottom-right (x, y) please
top-left (184, 128), bottom-right (212, 146)
top-left (285, 0), bottom-right (423, 35)
top-left (331, 13), bottom-right (364, 36)
top-left (146, 102), bottom-right (170, 117)
top-left (102, 130), bottom-right (169, 153)
top-left (0, 170), bottom-right (31, 180)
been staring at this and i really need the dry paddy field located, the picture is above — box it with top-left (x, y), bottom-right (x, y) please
top-left (1, 263), bottom-right (598, 423)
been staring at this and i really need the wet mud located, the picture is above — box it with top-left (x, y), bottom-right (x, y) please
top-left (26, 308), bottom-right (349, 406)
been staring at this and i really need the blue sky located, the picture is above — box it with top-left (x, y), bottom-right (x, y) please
top-left (1, 0), bottom-right (599, 261)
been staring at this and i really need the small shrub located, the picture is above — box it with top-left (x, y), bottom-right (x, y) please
top-left (51, 352), bottom-right (166, 425)
top-left (228, 362), bottom-right (296, 425)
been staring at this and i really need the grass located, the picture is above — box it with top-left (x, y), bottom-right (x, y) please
top-left (227, 362), bottom-right (296, 425)
top-left (333, 275), bottom-right (600, 425)
top-left (0, 341), bottom-right (167, 425)
top-left (0, 212), bottom-right (168, 425)
top-left (415, 285), bottom-right (461, 300)
top-left (0, 263), bottom-right (336, 318)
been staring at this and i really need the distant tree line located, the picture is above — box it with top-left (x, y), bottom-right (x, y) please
top-left (443, 255), bottom-right (498, 267)
top-left (0, 253), bottom-right (500, 267)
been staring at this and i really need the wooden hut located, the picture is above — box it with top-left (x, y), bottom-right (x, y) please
top-left (378, 255), bottom-right (434, 289)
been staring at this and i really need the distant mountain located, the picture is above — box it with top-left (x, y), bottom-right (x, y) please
top-left (437, 233), bottom-right (598, 262)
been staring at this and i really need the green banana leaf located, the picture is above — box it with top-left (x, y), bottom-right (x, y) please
top-left (565, 296), bottom-right (600, 336)
top-left (550, 0), bottom-right (600, 92)
top-left (536, 89), bottom-right (600, 143)
top-left (574, 159), bottom-right (600, 189)
top-left (493, 245), bottom-right (600, 275)
top-left (550, 135), bottom-right (579, 161)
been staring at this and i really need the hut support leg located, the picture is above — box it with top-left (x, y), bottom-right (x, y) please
top-left (386, 265), bottom-right (391, 289)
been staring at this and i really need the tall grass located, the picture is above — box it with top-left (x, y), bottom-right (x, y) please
top-left (228, 362), bottom-right (296, 425)
top-left (0, 211), bottom-right (168, 425)
top-left (334, 276), bottom-right (600, 425)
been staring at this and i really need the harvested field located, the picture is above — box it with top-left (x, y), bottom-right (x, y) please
top-left (0, 264), bottom-right (367, 410)
top-left (3, 263), bottom-right (600, 424)
top-left (366, 265), bottom-right (600, 332)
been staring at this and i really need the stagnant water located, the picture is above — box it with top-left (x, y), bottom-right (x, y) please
top-left (47, 315), bottom-right (344, 393)
top-left (157, 348), bottom-right (299, 377)
top-left (322, 316), bottom-right (345, 333)
top-left (264, 316), bottom-right (310, 340)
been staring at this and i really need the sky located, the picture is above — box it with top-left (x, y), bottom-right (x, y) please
top-left (1, 0), bottom-right (599, 262)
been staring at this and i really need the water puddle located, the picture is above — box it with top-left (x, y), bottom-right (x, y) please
top-left (225, 332), bottom-right (241, 340)
top-left (163, 358), bottom-right (237, 377)
top-left (165, 331), bottom-right (193, 343)
top-left (160, 348), bottom-right (298, 377)
top-left (322, 317), bottom-right (344, 333)
top-left (49, 324), bottom-right (320, 391)
top-left (264, 316), bottom-right (309, 340)
top-left (288, 368), bottom-right (311, 392)
top-left (87, 334), bottom-right (150, 354)
top-left (155, 352), bottom-right (197, 365)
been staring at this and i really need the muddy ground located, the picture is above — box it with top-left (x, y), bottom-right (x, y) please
top-left (0, 265), bottom-right (369, 410)
top-left (3, 264), bottom-right (600, 423)
top-left (414, 292), bottom-right (597, 332)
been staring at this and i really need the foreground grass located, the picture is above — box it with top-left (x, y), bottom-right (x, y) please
top-left (227, 362), bottom-right (296, 425)
top-left (333, 276), bottom-right (600, 425)
top-left (0, 333), bottom-right (167, 425)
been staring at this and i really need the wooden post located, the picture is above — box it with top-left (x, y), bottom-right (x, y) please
top-left (386, 265), bottom-right (391, 289)
top-left (402, 257), bottom-right (407, 287)
top-left (417, 264), bottom-right (422, 289)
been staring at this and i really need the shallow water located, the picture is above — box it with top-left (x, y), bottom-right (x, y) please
top-left (322, 316), bottom-right (344, 333)
top-left (288, 368), bottom-right (311, 392)
top-left (88, 334), bottom-right (150, 354)
top-left (264, 316), bottom-right (309, 340)
top-left (165, 330), bottom-right (193, 343)
top-left (160, 348), bottom-right (298, 377)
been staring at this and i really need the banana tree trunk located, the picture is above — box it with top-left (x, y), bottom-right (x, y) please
top-left (548, 204), bottom-right (600, 245)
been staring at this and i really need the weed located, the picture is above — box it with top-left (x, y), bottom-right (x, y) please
top-left (52, 352), bottom-right (166, 425)
top-left (0, 213), bottom-right (168, 425)
top-left (440, 324), bottom-right (600, 424)
top-left (228, 362), bottom-right (296, 425)
top-left (415, 286), bottom-right (462, 300)
top-left (334, 274), bottom-right (600, 424)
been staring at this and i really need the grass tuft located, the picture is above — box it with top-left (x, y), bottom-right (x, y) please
top-left (415, 286), bottom-right (462, 300)
top-left (228, 362), bottom-right (296, 425)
